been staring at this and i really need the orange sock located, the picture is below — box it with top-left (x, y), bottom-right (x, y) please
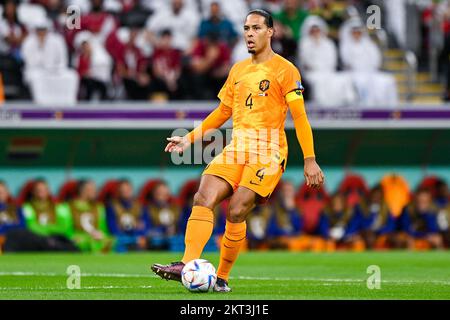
top-left (217, 221), bottom-right (246, 281)
top-left (181, 206), bottom-right (214, 263)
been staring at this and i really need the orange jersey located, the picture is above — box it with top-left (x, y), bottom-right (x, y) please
top-left (217, 54), bottom-right (303, 163)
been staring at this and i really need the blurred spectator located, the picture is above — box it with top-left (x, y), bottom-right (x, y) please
top-left (0, 0), bottom-right (27, 99)
top-left (246, 204), bottom-right (274, 250)
top-left (437, 0), bottom-right (450, 101)
top-left (0, 180), bottom-right (25, 236)
top-left (74, 31), bottom-right (112, 100)
top-left (340, 21), bottom-right (382, 72)
top-left (200, 0), bottom-right (250, 37)
top-left (353, 185), bottom-right (397, 249)
top-left (142, 181), bottom-right (181, 250)
top-left (272, 19), bottom-right (297, 64)
top-left (141, 0), bottom-right (198, 14)
top-left (22, 18), bottom-right (79, 105)
top-left (151, 29), bottom-right (183, 99)
top-left (309, 0), bottom-right (347, 42)
top-left (299, 15), bottom-right (356, 106)
top-left (145, 0), bottom-right (200, 53)
top-left (269, 181), bottom-right (303, 249)
top-left (189, 31), bottom-right (231, 99)
top-left (437, 205), bottom-right (450, 248)
top-left (112, 27), bottom-right (161, 100)
top-left (2, 180), bottom-right (78, 252)
top-left (316, 192), bottom-right (365, 251)
top-left (339, 19), bottom-right (398, 107)
top-left (119, 1), bottom-right (152, 29)
top-left (397, 188), bottom-right (443, 250)
top-left (66, 179), bottom-right (112, 252)
top-left (44, 0), bottom-right (67, 32)
top-left (435, 179), bottom-right (449, 209)
top-left (198, 1), bottom-right (238, 48)
top-left (0, 0), bottom-right (26, 58)
top-left (76, 0), bottom-right (118, 44)
top-left (274, 0), bottom-right (309, 42)
top-left (105, 179), bottom-right (147, 252)
top-left (271, 181), bottom-right (302, 237)
top-left (22, 179), bottom-right (72, 238)
top-left (233, 182), bottom-right (303, 250)
top-left (299, 16), bottom-right (337, 72)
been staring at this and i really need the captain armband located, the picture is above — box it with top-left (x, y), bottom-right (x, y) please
top-left (285, 89), bottom-right (304, 103)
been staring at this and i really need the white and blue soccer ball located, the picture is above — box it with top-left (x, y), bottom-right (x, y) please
top-left (181, 259), bottom-right (217, 292)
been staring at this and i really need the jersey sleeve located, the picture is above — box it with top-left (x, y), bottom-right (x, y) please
top-left (217, 65), bottom-right (235, 107)
top-left (279, 63), bottom-right (304, 97)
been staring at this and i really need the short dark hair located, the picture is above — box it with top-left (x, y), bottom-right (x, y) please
top-left (76, 179), bottom-right (92, 196)
top-left (160, 29), bottom-right (172, 37)
top-left (118, 178), bottom-right (131, 186)
top-left (246, 9), bottom-right (273, 28)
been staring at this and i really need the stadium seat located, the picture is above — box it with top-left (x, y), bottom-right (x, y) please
top-left (177, 179), bottom-right (200, 207)
top-left (338, 174), bottom-right (369, 207)
top-left (57, 180), bottom-right (79, 202)
top-left (16, 180), bottom-right (36, 206)
top-left (138, 179), bottom-right (168, 205)
top-left (296, 183), bottom-right (328, 234)
top-left (97, 179), bottom-right (120, 203)
top-left (418, 176), bottom-right (443, 197)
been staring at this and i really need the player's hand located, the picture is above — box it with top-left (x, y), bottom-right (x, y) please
top-left (164, 136), bottom-right (190, 154)
top-left (304, 157), bottom-right (324, 189)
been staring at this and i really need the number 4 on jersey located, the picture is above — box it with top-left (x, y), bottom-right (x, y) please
top-left (245, 93), bottom-right (253, 109)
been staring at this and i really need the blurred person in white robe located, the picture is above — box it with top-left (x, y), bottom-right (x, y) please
top-left (22, 18), bottom-right (79, 106)
top-left (340, 21), bottom-right (382, 72)
top-left (300, 16), bottom-right (337, 72)
top-left (298, 16), bottom-right (356, 107)
top-left (145, 0), bottom-right (199, 53)
top-left (339, 19), bottom-right (398, 107)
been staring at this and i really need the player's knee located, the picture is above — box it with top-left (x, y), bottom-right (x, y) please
top-left (192, 190), bottom-right (216, 209)
top-left (227, 203), bottom-right (251, 223)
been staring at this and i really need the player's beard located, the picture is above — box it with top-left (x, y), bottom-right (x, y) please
top-left (248, 49), bottom-right (256, 54)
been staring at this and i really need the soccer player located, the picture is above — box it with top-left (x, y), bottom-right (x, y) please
top-left (151, 9), bottom-right (324, 292)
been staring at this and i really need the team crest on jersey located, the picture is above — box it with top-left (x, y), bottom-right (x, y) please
top-left (259, 80), bottom-right (270, 92)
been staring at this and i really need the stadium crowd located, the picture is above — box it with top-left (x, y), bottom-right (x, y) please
top-left (0, 0), bottom-right (422, 106)
top-left (0, 174), bottom-right (449, 254)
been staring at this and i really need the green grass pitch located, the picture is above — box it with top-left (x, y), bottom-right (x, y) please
top-left (0, 251), bottom-right (449, 299)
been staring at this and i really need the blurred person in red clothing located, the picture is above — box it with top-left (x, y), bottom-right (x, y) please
top-left (188, 31), bottom-right (231, 99)
top-left (0, 0), bottom-right (27, 59)
top-left (66, 0), bottom-right (118, 48)
top-left (151, 29), bottom-right (182, 100)
top-left (74, 31), bottom-right (112, 100)
top-left (112, 26), bottom-right (166, 100)
top-left (115, 27), bottom-right (150, 100)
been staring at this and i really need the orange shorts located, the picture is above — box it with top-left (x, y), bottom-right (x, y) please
top-left (202, 151), bottom-right (286, 199)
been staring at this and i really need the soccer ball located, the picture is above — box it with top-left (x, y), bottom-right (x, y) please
top-left (181, 259), bottom-right (217, 292)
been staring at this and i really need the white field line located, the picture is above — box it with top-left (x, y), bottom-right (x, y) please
top-left (0, 285), bottom-right (152, 290)
top-left (0, 271), bottom-right (449, 285)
